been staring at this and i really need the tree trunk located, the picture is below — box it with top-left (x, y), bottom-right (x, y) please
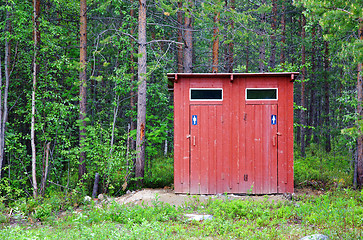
top-left (224, 0), bottom-right (234, 73)
top-left (183, 0), bottom-right (193, 73)
top-left (258, 0), bottom-right (266, 73)
top-left (31, 0), bottom-right (40, 198)
top-left (300, 15), bottom-right (306, 157)
top-left (79, 0), bottom-right (87, 181)
top-left (0, 3), bottom-right (10, 180)
top-left (246, 38), bottom-right (249, 72)
top-left (228, 0), bottom-right (235, 73)
top-left (177, 1), bottom-right (184, 73)
top-left (212, 9), bottom-right (220, 73)
top-left (306, 26), bottom-right (316, 147)
top-left (268, 0), bottom-right (277, 70)
top-left (92, 173), bottom-right (100, 198)
top-left (259, 40), bottom-right (266, 72)
top-left (324, 40), bottom-right (331, 152)
top-left (135, 0), bottom-right (147, 184)
top-left (357, 20), bottom-right (363, 187)
top-left (130, 0), bottom-right (136, 151)
top-left (280, 0), bottom-right (286, 66)
top-left (40, 142), bottom-right (50, 196)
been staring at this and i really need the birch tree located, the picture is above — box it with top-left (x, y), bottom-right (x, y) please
top-left (0, 2), bottom-right (10, 179)
top-left (31, 0), bottom-right (40, 198)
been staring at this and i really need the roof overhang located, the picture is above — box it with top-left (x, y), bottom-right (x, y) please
top-left (167, 72), bottom-right (299, 91)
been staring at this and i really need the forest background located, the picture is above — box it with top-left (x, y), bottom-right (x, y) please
top-left (0, 0), bottom-right (362, 200)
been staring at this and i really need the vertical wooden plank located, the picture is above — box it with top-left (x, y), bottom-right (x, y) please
top-left (183, 77), bottom-right (190, 193)
top-left (271, 105), bottom-right (278, 193)
top-left (245, 105), bottom-right (255, 193)
top-left (261, 105), bottom-right (269, 193)
top-left (223, 81), bottom-right (232, 193)
top-left (180, 77), bottom-right (186, 192)
top-left (277, 78), bottom-right (288, 193)
top-left (190, 105), bottom-right (200, 194)
top-left (173, 78), bottom-right (181, 193)
top-left (216, 104), bottom-right (223, 193)
top-left (201, 106), bottom-right (211, 194)
top-left (239, 77), bottom-right (246, 193)
top-left (231, 79), bottom-right (240, 192)
top-left (255, 105), bottom-right (263, 194)
top-left (174, 76), bottom-right (189, 193)
top-left (189, 104), bottom-right (193, 194)
top-left (286, 78), bottom-right (295, 193)
top-left (209, 105), bottom-right (217, 194)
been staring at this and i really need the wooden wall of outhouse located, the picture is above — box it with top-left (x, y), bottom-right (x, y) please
top-left (168, 73), bottom-right (298, 194)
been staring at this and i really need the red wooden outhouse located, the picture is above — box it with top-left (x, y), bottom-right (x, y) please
top-left (168, 73), bottom-right (298, 194)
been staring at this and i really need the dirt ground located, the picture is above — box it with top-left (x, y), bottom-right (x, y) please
top-left (114, 188), bottom-right (296, 207)
top-left (113, 187), bottom-right (327, 207)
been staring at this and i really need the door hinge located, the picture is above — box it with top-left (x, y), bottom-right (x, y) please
top-left (244, 113), bottom-right (247, 121)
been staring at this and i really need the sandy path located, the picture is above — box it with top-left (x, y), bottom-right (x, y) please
top-left (114, 188), bottom-right (288, 207)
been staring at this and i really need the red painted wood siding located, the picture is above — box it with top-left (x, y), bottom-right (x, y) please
top-left (172, 73), bottom-right (296, 194)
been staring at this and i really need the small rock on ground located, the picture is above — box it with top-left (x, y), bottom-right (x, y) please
top-left (184, 214), bottom-right (214, 221)
top-left (300, 234), bottom-right (329, 240)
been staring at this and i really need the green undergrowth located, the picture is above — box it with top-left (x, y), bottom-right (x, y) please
top-left (144, 156), bottom-right (174, 188)
top-left (294, 144), bottom-right (353, 189)
top-left (0, 190), bottom-right (85, 224)
top-left (1, 189), bottom-right (362, 239)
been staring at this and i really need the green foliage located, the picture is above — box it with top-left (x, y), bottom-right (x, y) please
top-left (6, 190), bottom-right (86, 223)
top-left (79, 122), bottom-right (129, 194)
top-left (0, 177), bottom-right (26, 202)
top-left (294, 144), bottom-right (353, 188)
top-left (144, 156), bottom-right (173, 188)
top-left (145, 111), bottom-right (173, 157)
top-left (1, 190), bottom-right (363, 239)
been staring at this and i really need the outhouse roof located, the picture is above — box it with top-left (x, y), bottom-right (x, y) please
top-left (167, 72), bottom-right (299, 90)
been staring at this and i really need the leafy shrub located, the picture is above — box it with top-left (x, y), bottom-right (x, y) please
top-left (144, 156), bottom-right (174, 188)
top-left (0, 177), bottom-right (27, 203)
top-left (294, 144), bottom-right (352, 188)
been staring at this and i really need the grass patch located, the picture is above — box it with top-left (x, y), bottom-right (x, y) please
top-left (1, 189), bottom-right (362, 239)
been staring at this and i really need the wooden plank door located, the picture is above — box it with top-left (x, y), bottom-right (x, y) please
top-left (245, 105), bottom-right (278, 194)
top-left (190, 105), bottom-right (222, 194)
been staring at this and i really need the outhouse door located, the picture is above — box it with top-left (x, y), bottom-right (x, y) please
top-left (244, 104), bottom-right (278, 194)
top-left (189, 105), bottom-right (222, 194)
top-left (189, 104), bottom-right (278, 194)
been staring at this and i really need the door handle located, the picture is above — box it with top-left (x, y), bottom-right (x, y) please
top-left (273, 136), bottom-right (276, 146)
top-left (193, 136), bottom-right (196, 146)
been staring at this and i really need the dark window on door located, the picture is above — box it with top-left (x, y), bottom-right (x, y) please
top-left (190, 89), bottom-right (223, 100)
top-left (246, 88), bottom-right (277, 100)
